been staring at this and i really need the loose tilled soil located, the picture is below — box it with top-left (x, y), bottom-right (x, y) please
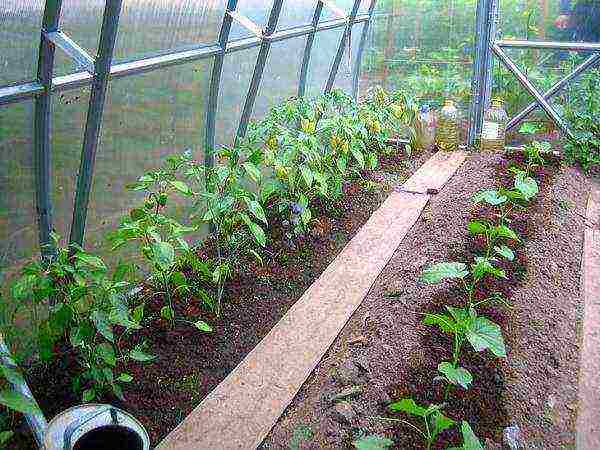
top-left (12, 148), bottom-right (432, 449)
top-left (260, 151), bottom-right (590, 449)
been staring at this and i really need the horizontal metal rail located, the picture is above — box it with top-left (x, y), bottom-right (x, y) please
top-left (0, 14), bottom-right (370, 107)
top-left (497, 39), bottom-right (600, 52)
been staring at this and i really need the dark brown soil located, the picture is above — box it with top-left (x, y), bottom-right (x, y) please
top-left (12, 149), bottom-right (431, 449)
top-left (260, 151), bottom-right (589, 449)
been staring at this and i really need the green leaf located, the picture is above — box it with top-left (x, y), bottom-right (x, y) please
top-left (467, 220), bottom-right (487, 235)
top-left (168, 180), bottom-right (192, 196)
top-left (438, 362), bottom-right (473, 389)
top-left (423, 313), bottom-right (457, 334)
top-left (91, 310), bottom-right (114, 342)
top-left (160, 306), bottom-right (174, 321)
top-left (350, 144), bottom-right (365, 169)
top-left (388, 398), bottom-right (428, 417)
top-left (495, 225), bottom-right (520, 242)
top-left (494, 245), bottom-right (515, 261)
top-left (96, 343), bottom-right (116, 367)
top-left (421, 262), bottom-right (468, 284)
top-left (518, 122), bottom-right (541, 135)
top-left (429, 410), bottom-right (455, 440)
top-left (467, 316), bottom-right (507, 358)
top-left (514, 172), bottom-right (539, 201)
top-left (473, 190), bottom-right (507, 206)
top-left (82, 388), bottom-right (96, 402)
top-left (0, 431), bottom-right (14, 446)
top-left (193, 320), bottom-right (213, 332)
top-left (0, 390), bottom-right (41, 415)
top-left (0, 364), bottom-right (24, 386)
top-left (117, 373), bottom-right (133, 383)
top-left (129, 349), bottom-right (156, 362)
top-left (74, 252), bottom-right (107, 271)
top-left (460, 421), bottom-right (484, 450)
top-left (300, 165), bottom-right (314, 188)
top-left (151, 241), bottom-right (175, 270)
top-left (244, 198), bottom-right (268, 225)
top-left (353, 435), bottom-right (394, 450)
top-left (240, 213), bottom-right (266, 247)
top-left (471, 257), bottom-right (506, 280)
top-left (243, 162), bottom-right (262, 184)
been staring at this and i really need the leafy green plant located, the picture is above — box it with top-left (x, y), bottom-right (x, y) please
top-left (449, 421), bottom-right (484, 450)
top-left (353, 434), bottom-right (394, 450)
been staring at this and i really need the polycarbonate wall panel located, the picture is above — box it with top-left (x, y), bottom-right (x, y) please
top-left (0, 0), bottom-right (44, 85)
top-left (305, 27), bottom-right (346, 97)
top-left (229, 0), bottom-right (275, 40)
top-left (332, 22), bottom-right (366, 94)
top-left (85, 61), bottom-right (211, 259)
top-left (277, 0), bottom-right (316, 30)
top-left (0, 101), bottom-right (38, 276)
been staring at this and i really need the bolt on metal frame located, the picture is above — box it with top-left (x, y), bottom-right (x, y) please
top-left (0, 1), bottom-right (378, 257)
top-left (468, 0), bottom-right (600, 147)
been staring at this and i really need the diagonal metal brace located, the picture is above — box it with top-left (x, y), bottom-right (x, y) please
top-left (44, 30), bottom-right (95, 73)
top-left (228, 11), bottom-right (263, 39)
top-left (320, 0), bottom-right (348, 19)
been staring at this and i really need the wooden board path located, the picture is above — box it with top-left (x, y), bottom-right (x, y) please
top-left (157, 151), bottom-right (468, 450)
top-left (578, 182), bottom-right (600, 450)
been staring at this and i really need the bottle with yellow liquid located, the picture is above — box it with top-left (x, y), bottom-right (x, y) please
top-left (481, 97), bottom-right (508, 152)
top-left (436, 99), bottom-right (459, 152)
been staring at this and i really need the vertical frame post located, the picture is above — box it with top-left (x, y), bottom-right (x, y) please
top-left (205, 0), bottom-right (239, 167)
top-left (467, 0), bottom-right (497, 148)
top-left (69, 0), bottom-right (123, 246)
top-left (352, 0), bottom-right (378, 99)
top-left (34, 0), bottom-right (64, 259)
top-left (236, 0), bottom-right (285, 139)
top-left (324, 0), bottom-right (362, 93)
top-left (298, 1), bottom-right (325, 98)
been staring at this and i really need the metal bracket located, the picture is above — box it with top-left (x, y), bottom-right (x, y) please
top-left (320, 0), bottom-right (348, 20)
top-left (228, 11), bottom-right (264, 39)
top-left (44, 30), bottom-right (95, 73)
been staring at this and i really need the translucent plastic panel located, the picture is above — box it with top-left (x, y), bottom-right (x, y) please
top-left (215, 48), bottom-right (260, 148)
top-left (499, 0), bottom-right (600, 43)
top-left (0, 101), bottom-right (38, 275)
top-left (51, 88), bottom-right (92, 242)
top-left (321, 0), bottom-right (370, 21)
top-left (0, 0), bottom-right (44, 85)
top-left (229, 0), bottom-right (275, 40)
top-left (332, 22), bottom-right (365, 94)
top-left (252, 38), bottom-right (307, 121)
top-left (304, 27), bottom-right (345, 97)
top-left (277, 0), bottom-right (317, 30)
top-left (85, 61), bottom-right (211, 258)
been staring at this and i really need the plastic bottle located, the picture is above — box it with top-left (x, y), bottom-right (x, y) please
top-left (413, 105), bottom-right (436, 151)
top-left (436, 99), bottom-right (459, 152)
top-left (481, 97), bottom-right (508, 152)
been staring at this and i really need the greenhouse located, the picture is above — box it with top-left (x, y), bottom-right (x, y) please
top-left (0, 0), bottom-right (599, 448)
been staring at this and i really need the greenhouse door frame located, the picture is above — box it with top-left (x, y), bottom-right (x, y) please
top-left (468, 0), bottom-right (600, 147)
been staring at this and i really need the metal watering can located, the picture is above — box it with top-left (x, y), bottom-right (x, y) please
top-left (43, 404), bottom-right (150, 450)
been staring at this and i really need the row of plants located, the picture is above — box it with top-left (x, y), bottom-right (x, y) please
top-left (354, 140), bottom-right (550, 449)
top-left (0, 87), bottom-right (418, 445)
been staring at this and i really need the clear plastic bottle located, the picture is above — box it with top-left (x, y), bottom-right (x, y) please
top-left (481, 97), bottom-right (508, 152)
top-left (436, 99), bottom-right (459, 152)
top-left (413, 105), bottom-right (436, 151)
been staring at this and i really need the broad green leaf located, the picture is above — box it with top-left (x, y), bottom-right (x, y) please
top-left (438, 362), bottom-right (473, 389)
top-left (353, 435), bottom-right (394, 450)
top-left (0, 364), bottom-right (24, 386)
top-left (494, 245), bottom-right (515, 261)
top-left (82, 389), bottom-right (96, 402)
top-left (388, 398), bottom-right (428, 417)
top-left (193, 320), bottom-right (213, 332)
top-left (240, 213), bottom-right (266, 247)
top-left (423, 313), bottom-right (457, 334)
top-left (460, 421), bottom-right (484, 450)
top-left (0, 431), bottom-right (14, 446)
top-left (0, 390), bottom-right (41, 415)
top-left (514, 172), bottom-right (538, 201)
top-left (518, 122), bottom-right (541, 134)
top-left (170, 271), bottom-right (187, 290)
top-left (96, 343), bottom-right (116, 367)
top-left (421, 262), bottom-right (468, 284)
top-left (350, 143), bottom-right (365, 169)
top-left (168, 180), bottom-right (192, 196)
top-left (91, 310), bottom-right (114, 342)
top-left (151, 241), bottom-right (175, 270)
top-left (337, 156), bottom-right (348, 174)
top-left (74, 253), bottom-right (107, 271)
top-left (467, 220), bottom-right (487, 235)
top-left (300, 165), bottom-right (314, 188)
top-left (117, 373), bottom-right (133, 383)
top-left (160, 306), bottom-right (174, 321)
top-left (129, 349), bottom-right (156, 362)
top-left (244, 198), bottom-right (268, 224)
top-left (243, 162), bottom-right (262, 184)
top-left (467, 316), bottom-right (507, 358)
top-left (472, 257), bottom-right (506, 280)
top-left (495, 225), bottom-right (520, 242)
top-left (473, 190), bottom-right (507, 206)
top-left (429, 410), bottom-right (455, 439)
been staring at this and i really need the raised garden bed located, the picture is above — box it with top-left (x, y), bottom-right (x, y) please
top-left (260, 150), bottom-right (590, 449)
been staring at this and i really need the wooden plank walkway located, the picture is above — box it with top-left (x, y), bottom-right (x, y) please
top-left (157, 151), bottom-right (468, 450)
top-left (578, 182), bottom-right (600, 450)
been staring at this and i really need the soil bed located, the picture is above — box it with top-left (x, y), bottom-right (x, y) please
top-left (13, 148), bottom-right (431, 449)
top-left (261, 151), bottom-right (589, 449)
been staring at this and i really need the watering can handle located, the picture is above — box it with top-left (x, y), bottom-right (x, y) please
top-left (63, 406), bottom-right (119, 450)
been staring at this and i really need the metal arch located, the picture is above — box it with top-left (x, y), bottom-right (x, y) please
top-left (236, 0), bottom-right (285, 140)
top-left (352, 0), bottom-right (377, 99)
top-left (33, 0), bottom-right (64, 260)
top-left (69, 0), bottom-right (124, 246)
top-left (205, 0), bottom-right (239, 169)
top-left (324, 0), bottom-right (362, 93)
top-left (298, 1), bottom-right (325, 98)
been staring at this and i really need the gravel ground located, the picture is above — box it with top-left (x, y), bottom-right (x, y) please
top-left (260, 152), bottom-right (590, 450)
